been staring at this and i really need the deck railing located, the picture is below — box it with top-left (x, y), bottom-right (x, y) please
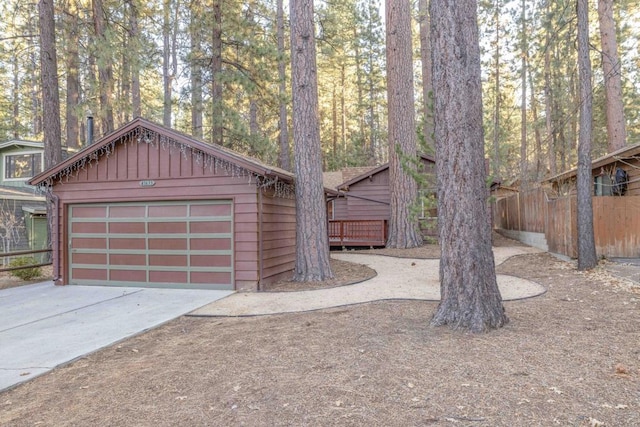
top-left (328, 219), bottom-right (387, 247)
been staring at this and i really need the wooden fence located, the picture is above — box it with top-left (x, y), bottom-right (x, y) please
top-left (493, 188), bottom-right (640, 258)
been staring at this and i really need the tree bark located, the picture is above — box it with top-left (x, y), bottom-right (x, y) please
top-left (519, 0), bottom-right (528, 185)
top-left (385, 0), bottom-right (422, 249)
top-left (128, 0), bottom-right (141, 118)
top-left (212, 0), bottom-right (223, 146)
top-left (577, 0), bottom-right (597, 270)
top-left (277, 0), bottom-right (291, 170)
top-left (38, 0), bottom-right (62, 169)
top-left (290, 0), bottom-right (333, 282)
top-left (64, 6), bottom-right (80, 149)
top-left (418, 0), bottom-right (434, 152)
top-left (162, 0), bottom-right (173, 127)
top-left (190, 0), bottom-right (203, 138)
top-left (92, 0), bottom-right (114, 135)
top-left (598, 0), bottom-right (626, 153)
top-left (430, 0), bottom-right (507, 333)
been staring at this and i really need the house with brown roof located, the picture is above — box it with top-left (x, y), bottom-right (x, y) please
top-left (324, 155), bottom-right (436, 246)
top-left (30, 117), bottom-right (296, 291)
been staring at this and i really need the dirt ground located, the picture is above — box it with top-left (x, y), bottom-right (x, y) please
top-left (2, 235), bottom-right (640, 426)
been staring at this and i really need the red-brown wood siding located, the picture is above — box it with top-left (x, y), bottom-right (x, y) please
top-left (50, 134), bottom-right (295, 290)
top-left (338, 169), bottom-right (391, 220)
top-left (258, 188), bottom-right (296, 286)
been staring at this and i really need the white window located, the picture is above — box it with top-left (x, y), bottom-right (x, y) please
top-left (4, 152), bottom-right (43, 180)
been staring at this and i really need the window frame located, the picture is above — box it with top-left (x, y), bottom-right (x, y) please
top-left (3, 150), bottom-right (44, 181)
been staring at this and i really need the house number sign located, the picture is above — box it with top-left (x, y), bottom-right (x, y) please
top-left (140, 180), bottom-right (156, 187)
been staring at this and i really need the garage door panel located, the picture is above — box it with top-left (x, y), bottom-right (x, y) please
top-left (149, 254), bottom-right (188, 266)
top-left (190, 237), bottom-right (231, 250)
top-left (147, 222), bottom-right (187, 233)
top-left (72, 268), bottom-right (108, 281)
top-left (149, 270), bottom-right (188, 283)
top-left (73, 206), bottom-right (107, 218)
top-left (69, 200), bottom-right (234, 289)
top-left (109, 205), bottom-right (146, 217)
top-left (71, 253), bottom-right (108, 265)
top-left (109, 222), bottom-right (146, 234)
top-left (190, 221), bottom-right (232, 233)
top-left (191, 203), bottom-right (231, 217)
top-left (110, 269), bottom-right (147, 282)
top-left (110, 253), bottom-right (147, 266)
top-left (191, 254), bottom-right (232, 267)
top-left (148, 204), bottom-right (187, 217)
top-left (72, 237), bottom-right (107, 249)
top-left (191, 271), bottom-right (232, 284)
top-left (72, 222), bottom-right (106, 233)
top-left (109, 238), bottom-right (146, 250)
top-left (149, 238), bottom-right (187, 250)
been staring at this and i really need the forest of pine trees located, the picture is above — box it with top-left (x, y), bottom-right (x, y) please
top-left (1, 0), bottom-right (639, 182)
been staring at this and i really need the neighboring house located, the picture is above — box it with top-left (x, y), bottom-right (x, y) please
top-left (495, 143), bottom-right (640, 258)
top-left (0, 140), bottom-right (48, 256)
top-left (545, 142), bottom-right (640, 197)
top-left (324, 155), bottom-right (436, 246)
top-left (30, 117), bottom-right (296, 291)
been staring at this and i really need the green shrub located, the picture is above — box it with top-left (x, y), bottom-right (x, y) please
top-left (9, 257), bottom-right (42, 281)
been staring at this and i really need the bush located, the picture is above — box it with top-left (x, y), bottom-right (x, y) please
top-left (9, 257), bottom-right (42, 281)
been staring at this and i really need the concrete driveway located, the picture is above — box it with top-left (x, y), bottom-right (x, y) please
top-left (0, 282), bottom-right (232, 392)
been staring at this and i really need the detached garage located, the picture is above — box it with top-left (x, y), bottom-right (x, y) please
top-left (30, 118), bottom-right (296, 291)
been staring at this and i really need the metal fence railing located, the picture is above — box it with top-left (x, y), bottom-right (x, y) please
top-left (0, 248), bottom-right (52, 273)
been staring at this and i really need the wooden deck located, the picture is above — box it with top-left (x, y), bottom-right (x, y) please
top-left (328, 219), bottom-right (387, 247)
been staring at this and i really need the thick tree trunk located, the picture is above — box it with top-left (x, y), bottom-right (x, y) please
top-left (162, 0), bottom-right (173, 127)
top-left (519, 0), bottom-right (527, 185)
top-left (543, 4), bottom-right (556, 177)
top-left (38, 0), bottom-right (62, 169)
top-left (92, 0), bottom-right (114, 135)
top-left (64, 8), bottom-right (80, 148)
top-left (577, 0), bottom-right (597, 271)
top-left (598, 0), bottom-right (626, 153)
top-left (290, 0), bottom-right (333, 282)
top-left (212, 0), bottom-right (223, 146)
top-left (190, 0), bottom-right (203, 138)
top-left (385, 0), bottom-right (422, 249)
top-left (418, 0), bottom-right (434, 152)
top-left (128, 0), bottom-right (141, 118)
top-left (430, 0), bottom-right (507, 333)
top-left (276, 0), bottom-right (291, 171)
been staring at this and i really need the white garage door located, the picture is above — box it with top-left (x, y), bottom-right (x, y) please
top-left (68, 200), bottom-right (234, 290)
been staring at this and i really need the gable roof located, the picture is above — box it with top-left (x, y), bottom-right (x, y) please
top-left (544, 142), bottom-right (640, 183)
top-left (337, 154), bottom-right (436, 190)
top-left (30, 117), bottom-right (294, 187)
top-left (0, 139), bottom-right (43, 151)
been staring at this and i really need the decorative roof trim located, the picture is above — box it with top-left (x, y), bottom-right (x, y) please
top-left (29, 117), bottom-right (295, 198)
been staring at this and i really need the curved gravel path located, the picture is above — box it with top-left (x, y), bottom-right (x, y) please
top-left (190, 246), bottom-right (546, 317)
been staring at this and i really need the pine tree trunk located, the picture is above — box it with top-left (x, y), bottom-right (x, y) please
top-left (276, 0), bottom-right (290, 171)
top-left (92, 0), bottom-right (114, 135)
top-left (129, 0), bottom-right (141, 118)
top-left (519, 0), bottom-right (528, 185)
top-left (598, 0), bottom-right (626, 153)
top-left (38, 0), bottom-right (62, 169)
top-left (290, 0), bottom-right (333, 282)
top-left (385, 0), bottom-right (422, 249)
top-left (162, 0), bottom-right (172, 127)
top-left (64, 8), bottom-right (80, 149)
top-left (189, 1), bottom-right (203, 138)
top-left (430, 0), bottom-right (507, 333)
top-left (212, 0), bottom-right (223, 146)
top-left (577, 0), bottom-right (597, 271)
top-left (418, 0), bottom-right (434, 152)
